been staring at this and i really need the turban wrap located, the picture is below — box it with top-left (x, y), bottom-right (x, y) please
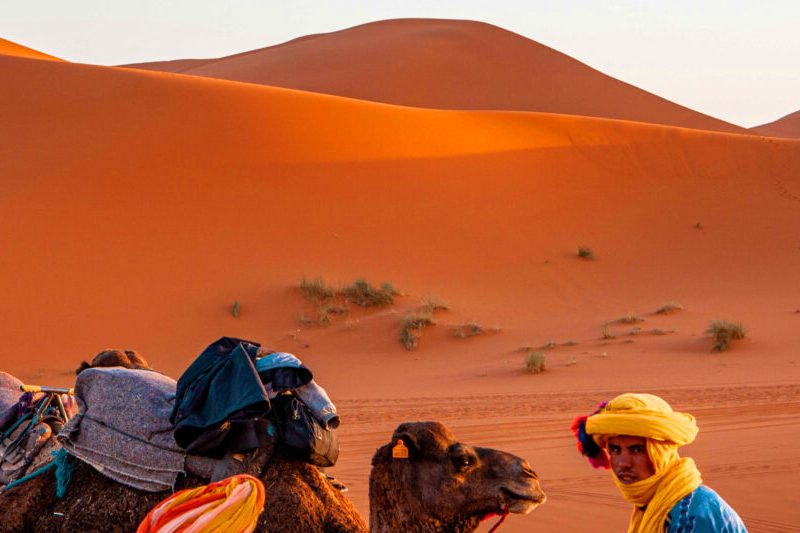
top-left (572, 393), bottom-right (703, 533)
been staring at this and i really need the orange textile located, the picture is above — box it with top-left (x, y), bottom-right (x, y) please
top-left (137, 474), bottom-right (265, 533)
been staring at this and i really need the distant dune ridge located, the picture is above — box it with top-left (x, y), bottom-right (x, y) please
top-left (751, 109), bottom-right (800, 139)
top-left (0, 37), bottom-right (62, 62)
top-left (123, 18), bottom-right (745, 133)
top-left (2, 19), bottom-right (800, 532)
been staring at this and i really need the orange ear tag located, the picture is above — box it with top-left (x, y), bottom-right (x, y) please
top-left (392, 439), bottom-right (409, 459)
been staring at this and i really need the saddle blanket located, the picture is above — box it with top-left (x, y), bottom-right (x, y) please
top-left (59, 367), bottom-right (215, 492)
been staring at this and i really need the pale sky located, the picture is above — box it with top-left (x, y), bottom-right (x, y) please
top-left (2, 0), bottom-right (798, 128)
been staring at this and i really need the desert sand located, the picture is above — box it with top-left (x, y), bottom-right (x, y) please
top-left (0, 37), bottom-right (62, 62)
top-left (124, 19), bottom-right (744, 134)
top-left (1, 21), bottom-right (799, 532)
top-left (752, 109), bottom-right (800, 139)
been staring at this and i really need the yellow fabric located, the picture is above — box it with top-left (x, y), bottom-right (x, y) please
top-left (137, 474), bottom-right (265, 533)
top-left (586, 393), bottom-right (703, 533)
top-left (586, 393), bottom-right (698, 445)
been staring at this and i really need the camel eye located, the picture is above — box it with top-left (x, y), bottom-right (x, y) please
top-left (451, 453), bottom-right (474, 471)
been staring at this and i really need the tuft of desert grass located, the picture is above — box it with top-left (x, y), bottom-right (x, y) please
top-left (453, 320), bottom-right (484, 339)
top-left (577, 246), bottom-right (594, 259)
top-left (613, 313), bottom-right (644, 324)
top-left (525, 351), bottom-right (546, 374)
top-left (601, 323), bottom-right (616, 340)
top-left (423, 295), bottom-right (449, 313)
top-left (707, 320), bottom-right (745, 352)
top-left (400, 312), bottom-right (434, 350)
top-left (232, 300), bottom-right (241, 318)
top-left (342, 279), bottom-right (395, 307)
top-left (655, 301), bottom-right (684, 314)
top-left (317, 302), bottom-right (348, 326)
top-left (300, 277), bottom-right (336, 302)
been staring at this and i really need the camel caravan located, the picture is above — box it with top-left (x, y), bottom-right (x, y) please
top-left (0, 337), bottom-right (546, 532)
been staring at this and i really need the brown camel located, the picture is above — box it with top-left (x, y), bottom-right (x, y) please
top-left (75, 349), bottom-right (153, 375)
top-left (0, 422), bottom-right (545, 532)
top-left (370, 421), bottom-right (545, 532)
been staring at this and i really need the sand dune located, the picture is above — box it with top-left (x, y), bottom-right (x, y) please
top-left (2, 50), bottom-right (799, 531)
top-left (124, 18), bottom-right (744, 133)
top-left (0, 37), bottom-right (62, 61)
top-left (752, 109), bottom-right (800, 139)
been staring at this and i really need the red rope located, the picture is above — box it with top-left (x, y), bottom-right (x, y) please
top-left (487, 504), bottom-right (510, 533)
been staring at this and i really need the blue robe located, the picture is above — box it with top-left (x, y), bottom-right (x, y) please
top-left (666, 485), bottom-right (748, 532)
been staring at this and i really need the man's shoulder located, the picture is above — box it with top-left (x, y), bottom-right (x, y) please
top-left (667, 485), bottom-right (748, 532)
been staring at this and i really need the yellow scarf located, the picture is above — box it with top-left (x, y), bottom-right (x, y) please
top-left (614, 440), bottom-right (702, 533)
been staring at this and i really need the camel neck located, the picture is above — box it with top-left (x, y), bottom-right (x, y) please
top-left (369, 483), bottom-right (482, 533)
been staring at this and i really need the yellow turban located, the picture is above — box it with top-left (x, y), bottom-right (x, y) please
top-left (585, 393), bottom-right (702, 533)
top-left (586, 393), bottom-right (698, 445)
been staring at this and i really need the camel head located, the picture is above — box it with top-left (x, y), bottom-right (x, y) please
top-left (369, 421), bottom-right (545, 533)
top-left (75, 349), bottom-right (153, 375)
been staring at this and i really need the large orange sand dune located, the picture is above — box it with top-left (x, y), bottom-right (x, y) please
top-left (125, 19), bottom-right (744, 133)
top-left (1, 50), bottom-right (799, 531)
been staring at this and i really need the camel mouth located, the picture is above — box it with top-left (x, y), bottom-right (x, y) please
top-left (500, 487), bottom-right (546, 514)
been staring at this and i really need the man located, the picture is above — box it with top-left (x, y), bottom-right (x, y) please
top-left (571, 393), bottom-right (747, 532)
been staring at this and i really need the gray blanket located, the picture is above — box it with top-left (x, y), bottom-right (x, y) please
top-left (0, 372), bottom-right (23, 430)
top-left (58, 367), bottom-right (214, 492)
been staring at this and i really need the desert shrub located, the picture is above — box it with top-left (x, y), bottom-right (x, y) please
top-left (318, 302), bottom-right (348, 326)
top-left (381, 282), bottom-right (401, 296)
top-left (614, 313), bottom-right (644, 324)
top-left (577, 246), bottom-right (594, 259)
top-left (655, 301), bottom-right (684, 314)
top-left (423, 295), bottom-right (449, 313)
top-left (400, 313), bottom-right (433, 350)
top-left (707, 320), bottom-right (745, 352)
top-left (525, 351), bottom-right (546, 374)
top-left (601, 323), bottom-right (615, 339)
top-left (342, 279), bottom-right (395, 307)
top-left (300, 277), bottom-right (335, 302)
top-left (232, 300), bottom-right (241, 318)
top-left (453, 321), bottom-right (484, 339)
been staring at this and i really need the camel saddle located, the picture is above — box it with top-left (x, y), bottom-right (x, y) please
top-left (58, 367), bottom-right (225, 492)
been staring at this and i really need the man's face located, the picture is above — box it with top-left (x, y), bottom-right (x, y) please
top-left (607, 435), bottom-right (655, 484)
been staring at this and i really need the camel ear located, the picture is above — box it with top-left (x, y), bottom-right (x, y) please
top-left (75, 361), bottom-right (91, 375)
top-left (390, 432), bottom-right (419, 461)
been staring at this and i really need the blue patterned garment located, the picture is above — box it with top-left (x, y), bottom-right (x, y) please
top-left (665, 485), bottom-right (748, 532)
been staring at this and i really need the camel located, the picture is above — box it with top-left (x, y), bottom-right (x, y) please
top-left (75, 349), bottom-right (153, 375)
top-left (0, 421), bottom-right (545, 532)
